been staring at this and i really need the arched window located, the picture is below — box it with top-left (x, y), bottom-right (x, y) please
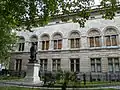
top-left (18, 37), bottom-right (25, 51)
top-left (53, 33), bottom-right (62, 49)
top-left (69, 31), bottom-right (80, 48)
top-left (30, 35), bottom-right (38, 47)
top-left (88, 30), bottom-right (101, 47)
top-left (41, 34), bottom-right (49, 50)
top-left (104, 28), bottom-right (118, 46)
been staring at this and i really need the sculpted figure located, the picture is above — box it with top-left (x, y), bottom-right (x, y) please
top-left (30, 42), bottom-right (37, 61)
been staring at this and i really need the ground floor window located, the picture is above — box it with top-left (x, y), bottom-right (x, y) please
top-left (108, 57), bottom-right (120, 72)
top-left (90, 58), bottom-right (101, 72)
top-left (70, 58), bottom-right (80, 72)
top-left (52, 59), bottom-right (61, 72)
top-left (40, 59), bottom-right (48, 72)
top-left (16, 59), bottom-right (22, 71)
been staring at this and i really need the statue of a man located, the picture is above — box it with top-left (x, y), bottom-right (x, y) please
top-left (30, 42), bottom-right (37, 61)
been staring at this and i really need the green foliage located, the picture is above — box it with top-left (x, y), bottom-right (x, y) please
top-left (1, 0), bottom-right (119, 30)
top-left (101, 0), bottom-right (118, 19)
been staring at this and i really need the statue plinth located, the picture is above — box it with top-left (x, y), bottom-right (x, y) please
top-left (29, 59), bottom-right (38, 63)
top-left (24, 61), bottom-right (43, 85)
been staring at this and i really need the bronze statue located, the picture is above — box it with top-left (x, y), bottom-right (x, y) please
top-left (29, 42), bottom-right (37, 63)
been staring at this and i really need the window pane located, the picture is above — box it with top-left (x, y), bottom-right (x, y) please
top-left (91, 59), bottom-right (95, 64)
top-left (46, 41), bottom-right (49, 50)
top-left (96, 58), bottom-right (101, 64)
top-left (76, 59), bottom-right (79, 64)
top-left (58, 40), bottom-right (62, 49)
top-left (115, 64), bottom-right (119, 72)
top-left (57, 64), bottom-right (61, 70)
top-left (71, 64), bottom-right (74, 72)
top-left (97, 64), bottom-right (101, 72)
top-left (76, 38), bottom-right (80, 48)
top-left (53, 59), bottom-right (56, 64)
top-left (22, 43), bottom-right (24, 51)
top-left (111, 35), bottom-right (117, 46)
top-left (42, 41), bottom-right (45, 50)
top-left (105, 36), bottom-right (111, 46)
top-left (114, 58), bottom-right (119, 63)
top-left (18, 43), bottom-right (22, 51)
top-left (54, 40), bottom-right (57, 49)
top-left (16, 59), bottom-right (22, 71)
top-left (108, 58), bottom-right (113, 63)
top-left (95, 37), bottom-right (100, 47)
top-left (52, 64), bottom-right (56, 71)
top-left (108, 64), bottom-right (113, 72)
top-left (89, 37), bottom-right (94, 47)
top-left (57, 59), bottom-right (61, 64)
top-left (91, 64), bottom-right (95, 72)
top-left (76, 59), bottom-right (80, 72)
top-left (76, 64), bottom-right (80, 72)
top-left (70, 59), bottom-right (74, 72)
top-left (70, 39), bottom-right (74, 48)
top-left (44, 64), bottom-right (47, 71)
top-left (71, 60), bottom-right (74, 64)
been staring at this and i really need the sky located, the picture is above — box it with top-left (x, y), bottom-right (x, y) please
top-left (94, 0), bottom-right (120, 5)
top-left (94, 0), bottom-right (101, 5)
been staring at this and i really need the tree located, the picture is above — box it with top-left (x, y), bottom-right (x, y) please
top-left (0, 0), bottom-right (119, 63)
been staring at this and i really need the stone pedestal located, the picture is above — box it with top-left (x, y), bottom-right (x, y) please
top-left (24, 63), bottom-right (43, 85)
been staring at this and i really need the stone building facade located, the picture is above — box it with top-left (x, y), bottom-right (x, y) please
top-left (10, 14), bottom-right (120, 80)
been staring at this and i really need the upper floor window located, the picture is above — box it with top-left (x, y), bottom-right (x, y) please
top-left (69, 31), bottom-right (80, 48)
top-left (104, 28), bottom-right (118, 46)
top-left (41, 34), bottom-right (49, 50)
top-left (18, 37), bottom-right (25, 51)
top-left (88, 30), bottom-right (101, 47)
top-left (53, 33), bottom-right (62, 50)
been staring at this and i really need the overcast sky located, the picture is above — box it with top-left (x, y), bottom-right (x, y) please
top-left (94, 0), bottom-right (120, 5)
top-left (94, 0), bottom-right (101, 5)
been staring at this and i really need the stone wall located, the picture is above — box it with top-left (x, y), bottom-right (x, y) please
top-left (10, 15), bottom-right (120, 75)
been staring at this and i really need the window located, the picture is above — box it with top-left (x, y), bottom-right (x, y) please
top-left (104, 28), bottom-right (118, 46)
top-left (69, 32), bottom-right (80, 48)
top-left (53, 33), bottom-right (62, 50)
top-left (54, 40), bottom-right (62, 49)
top-left (108, 58), bottom-right (120, 72)
top-left (90, 58), bottom-right (101, 72)
top-left (16, 59), bottom-right (22, 71)
top-left (41, 34), bottom-right (49, 50)
top-left (18, 37), bottom-right (25, 51)
top-left (105, 35), bottom-right (117, 46)
top-left (105, 36), bottom-right (111, 46)
top-left (52, 59), bottom-right (61, 72)
top-left (70, 59), bottom-right (80, 72)
top-left (42, 41), bottom-right (49, 50)
top-left (88, 30), bottom-right (101, 47)
top-left (18, 43), bottom-right (25, 51)
top-left (70, 38), bottom-right (80, 48)
top-left (40, 59), bottom-right (48, 72)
